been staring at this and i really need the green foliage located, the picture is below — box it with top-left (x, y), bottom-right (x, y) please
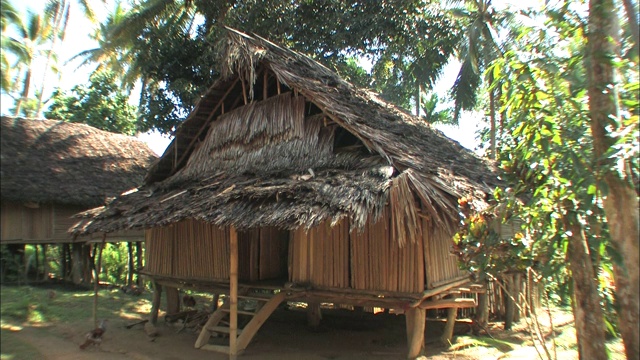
top-left (99, 243), bottom-right (128, 285)
top-left (45, 71), bottom-right (138, 135)
top-left (453, 3), bottom-right (639, 338)
top-left (98, 0), bottom-right (462, 133)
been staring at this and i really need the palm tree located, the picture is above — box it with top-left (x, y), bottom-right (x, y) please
top-left (7, 9), bottom-right (54, 116)
top-left (1, 0), bottom-right (21, 93)
top-left (449, 0), bottom-right (506, 159)
top-left (34, 0), bottom-right (101, 116)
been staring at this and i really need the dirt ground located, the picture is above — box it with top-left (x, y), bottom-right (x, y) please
top-left (1, 284), bottom-right (623, 360)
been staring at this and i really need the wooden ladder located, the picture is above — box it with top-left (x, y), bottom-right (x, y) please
top-left (194, 290), bottom-right (286, 355)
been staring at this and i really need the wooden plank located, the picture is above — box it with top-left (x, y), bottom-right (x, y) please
top-left (229, 226), bottom-right (239, 359)
top-left (236, 292), bottom-right (286, 352)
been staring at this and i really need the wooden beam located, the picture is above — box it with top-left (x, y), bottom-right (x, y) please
top-left (229, 226), bottom-right (239, 360)
top-left (417, 298), bottom-right (476, 310)
top-left (92, 234), bottom-right (106, 327)
top-left (409, 277), bottom-right (471, 307)
top-left (172, 78), bottom-right (240, 173)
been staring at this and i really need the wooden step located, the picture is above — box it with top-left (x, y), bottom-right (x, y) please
top-left (238, 295), bottom-right (271, 301)
top-left (221, 308), bottom-right (255, 316)
top-left (207, 326), bottom-right (242, 335)
top-left (200, 344), bottom-right (230, 354)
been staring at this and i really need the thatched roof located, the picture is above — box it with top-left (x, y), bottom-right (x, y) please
top-left (1, 117), bottom-right (158, 207)
top-left (72, 28), bottom-right (501, 239)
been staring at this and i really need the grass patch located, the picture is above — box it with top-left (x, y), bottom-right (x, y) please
top-left (0, 329), bottom-right (43, 360)
top-left (0, 285), bottom-right (153, 326)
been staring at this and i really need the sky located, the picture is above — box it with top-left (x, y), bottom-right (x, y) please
top-left (1, 1), bottom-right (509, 156)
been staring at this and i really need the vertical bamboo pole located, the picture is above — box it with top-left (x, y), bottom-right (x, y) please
top-left (229, 226), bottom-right (239, 359)
top-left (93, 234), bottom-right (106, 327)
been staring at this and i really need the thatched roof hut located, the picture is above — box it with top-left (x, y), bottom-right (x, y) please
top-left (71, 29), bottom-right (501, 358)
top-left (1, 116), bottom-right (156, 207)
top-left (1, 116), bottom-right (157, 244)
top-left (73, 30), bottom-right (498, 237)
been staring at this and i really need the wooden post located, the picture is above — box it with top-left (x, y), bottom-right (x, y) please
top-left (93, 235), bottom-right (106, 327)
top-left (306, 301), bottom-right (322, 328)
top-left (211, 293), bottom-right (220, 312)
top-left (41, 244), bottom-right (48, 281)
top-left (34, 245), bottom-right (39, 280)
top-left (150, 281), bottom-right (163, 325)
top-left (136, 242), bottom-right (143, 287)
top-left (127, 242), bottom-right (134, 287)
top-left (405, 307), bottom-right (426, 359)
top-left (503, 275), bottom-right (515, 330)
top-left (230, 226), bottom-right (239, 359)
top-left (441, 307), bottom-right (458, 346)
top-left (72, 243), bottom-right (85, 285)
top-left (165, 287), bottom-right (180, 315)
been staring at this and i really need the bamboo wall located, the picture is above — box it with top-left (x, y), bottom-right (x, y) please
top-left (350, 206), bottom-right (425, 293)
top-left (144, 207), bottom-right (466, 296)
top-left (1, 202), bottom-right (146, 244)
top-left (422, 215), bottom-right (467, 289)
top-left (290, 219), bottom-right (350, 288)
top-left (145, 219), bottom-right (288, 282)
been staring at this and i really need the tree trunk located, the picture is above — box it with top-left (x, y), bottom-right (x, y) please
top-left (587, 1), bottom-right (640, 358)
top-left (622, 0), bottom-right (639, 55)
top-left (563, 211), bottom-right (608, 360)
top-left (488, 86), bottom-right (496, 160)
top-left (14, 70), bottom-right (31, 116)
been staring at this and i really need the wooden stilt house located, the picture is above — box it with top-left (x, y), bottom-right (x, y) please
top-left (1, 117), bottom-right (157, 284)
top-left (72, 29), bottom-right (501, 358)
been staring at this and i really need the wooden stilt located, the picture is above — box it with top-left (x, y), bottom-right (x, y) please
top-left (229, 226), bottom-right (239, 360)
top-left (306, 301), bottom-right (322, 328)
top-left (440, 306), bottom-right (458, 346)
top-left (136, 241), bottom-right (143, 287)
top-left (165, 286), bottom-right (180, 315)
top-left (150, 281), bottom-right (163, 325)
top-left (93, 234), bottom-right (106, 327)
top-left (42, 244), bottom-right (48, 281)
top-left (405, 307), bottom-right (425, 359)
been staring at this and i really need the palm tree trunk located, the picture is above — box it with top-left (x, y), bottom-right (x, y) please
top-left (36, 0), bottom-right (69, 117)
top-left (587, 1), bottom-right (640, 358)
top-left (14, 69), bottom-right (32, 116)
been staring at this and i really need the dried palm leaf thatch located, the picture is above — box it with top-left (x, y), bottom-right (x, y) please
top-left (1, 116), bottom-right (157, 207)
top-left (72, 28), bottom-right (501, 240)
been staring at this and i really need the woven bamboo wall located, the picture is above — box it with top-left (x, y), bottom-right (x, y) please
top-left (290, 219), bottom-right (350, 288)
top-left (1, 202), bottom-right (56, 242)
top-left (145, 219), bottom-right (288, 281)
top-left (422, 216), bottom-right (467, 289)
top-left (350, 206), bottom-right (425, 293)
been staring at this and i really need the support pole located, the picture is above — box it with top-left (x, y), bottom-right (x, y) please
top-left (405, 307), bottom-right (426, 359)
top-left (306, 301), bottom-right (322, 328)
top-left (93, 234), bottom-right (106, 327)
top-left (229, 226), bottom-right (239, 360)
top-left (150, 281), bottom-right (163, 325)
top-left (441, 306), bottom-right (458, 346)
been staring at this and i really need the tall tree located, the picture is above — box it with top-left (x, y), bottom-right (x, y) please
top-left (93, 0), bottom-right (461, 133)
top-left (34, 0), bottom-right (101, 116)
top-left (6, 9), bottom-right (54, 116)
top-left (1, 0), bottom-right (21, 92)
top-left (449, 0), bottom-right (508, 159)
top-left (45, 71), bottom-right (138, 135)
top-left (586, 0), bottom-right (639, 358)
